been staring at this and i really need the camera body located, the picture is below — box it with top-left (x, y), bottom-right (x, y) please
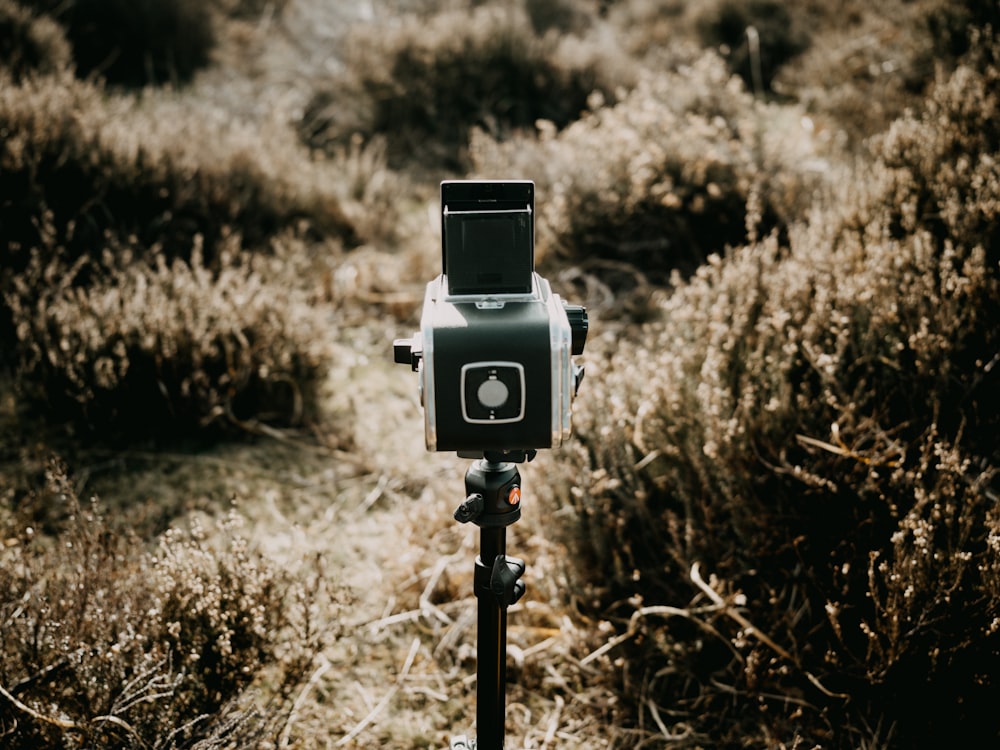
top-left (394, 180), bottom-right (587, 456)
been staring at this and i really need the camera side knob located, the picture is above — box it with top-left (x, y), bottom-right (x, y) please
top-left (564, 304), bottom-right (589, 355)
top-left (393, 335), bottom-right (422, 371)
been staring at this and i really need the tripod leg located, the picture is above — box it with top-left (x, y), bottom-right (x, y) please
top-left (476, 527), bottom-right (506, 750)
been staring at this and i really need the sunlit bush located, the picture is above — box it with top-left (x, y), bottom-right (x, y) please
top-left (0, 72), bottom-right (368, 433)
top-left (769, 0), bottom-right (999, 150)
top-left (0, 0), bottom-right (71, 80)
top-left (300, 3), bottom-right (634, 169)
top-left (561, 34), bottom-right (1000, 747)
top-left (5, 235), bottom-right (329, 438)
top-left (472, 52), bottom-right (825, 293)
top-left (0, 73), bottom-right (356, 271)
top-left (0, 462), bottom-right (334, 749)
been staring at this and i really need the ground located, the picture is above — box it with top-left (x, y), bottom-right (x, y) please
top-left (0, 322), bottom-right (614, 748)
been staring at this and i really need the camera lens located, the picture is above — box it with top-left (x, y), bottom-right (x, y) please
top-left (461, 362), bottom-right (524, 424)
top-left (477, 378), bottom-right (509, 409)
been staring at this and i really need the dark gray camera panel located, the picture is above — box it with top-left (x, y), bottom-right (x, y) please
top-left (429, 297), bottom-right (552, 452)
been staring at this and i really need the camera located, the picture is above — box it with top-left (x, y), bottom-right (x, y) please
top-left (394, 180), bottom-right (588, 456)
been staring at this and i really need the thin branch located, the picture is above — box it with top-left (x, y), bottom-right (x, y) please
top-left (690, 562), bottom-right (794, 662)
top-left (91, 714), bottom-right (148, 748)
top-left (539, 695), bottom-right (564, 750)
top-left (580, 602), bottom-right (724, 667)
top-left (0, 681), bottom-right (77, 730)
top-left (335, 637), bottom-right (421, 747)
top-left (2, 680), bottom-right (147, 744)
top-left (690, 563), bottom-right (851, 701)
top-left (9, 658), bottom-right (68, 695)
top-left (280, 654), bottom-right (332, 749)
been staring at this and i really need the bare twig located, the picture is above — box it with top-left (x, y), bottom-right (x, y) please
top-left (0, 681), bottom-right (77, 729)
top-left (690, 563), bottom-right (850, 701)
top-left (280, 654), bottom-right (333, 749)
top-left (90, 714), bottom-right (148, 748)
top-left (540, 695), bottom-right (564, 750)
top-left (335, 637), bottom-right (421, 747)
top-left (647, 699), bottom-right (692, 741)
top-left (419, 555), bottom-right (457, 627)
top-left (580, 601), bottom-right (723, 667)
top-left (359, 474), bottom-right (389, 513)
top-left (0, 681), bottom-right (146, 745)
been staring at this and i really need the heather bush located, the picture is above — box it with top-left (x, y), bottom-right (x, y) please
top-left (770, 0), bottom-right (981, 150)
top-left (300, 3), bottom-right (634, 168)
top-left (524, 0), bottom-right (597, 35)
top-left (923, 0), bottom-right (1000, 60)
top-left (0, 0), bottom-right (71, 80)
top-left (4, 235), bottom-right (329, 438)
top-left (213, 0), bottom-right (290, 21)
top-left (0, 462), bottom-right (334, 749)
top-left (471, 53), bottom-right (824, 293)
top-left (0, 71), bottom-right (371, 430)
top-left (0, 72), bottom-right (356, 272)
top-left (561, 35), bottom-right (1000, 747)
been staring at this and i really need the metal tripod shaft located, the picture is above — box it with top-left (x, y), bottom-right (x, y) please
top-left (476, 525), bottom-right (507, 750)
top-left (451, 457), bottom-right (527, 750)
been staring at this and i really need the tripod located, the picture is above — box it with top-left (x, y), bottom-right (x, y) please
top-left (448, 450), bottom-right (535, 750)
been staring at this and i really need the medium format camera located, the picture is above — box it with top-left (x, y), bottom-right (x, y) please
top-left (394, 180), bottom-right (588, 456)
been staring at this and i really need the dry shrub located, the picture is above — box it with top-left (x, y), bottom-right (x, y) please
top-left (0, 461), bottom-right (334, 749)
top-left (213, 0), bottom-right (290, 21)
top-left (0, 71), bottom-right (370, 428)
top-left (4, 234), bottom-right (329, 438)
top-left (0, 72), bottom-right (356, 272)
top-left (603, 0), bottom-right (700, 64)
top-left (694, 0), bottom-right (810, 94)
top-left (769, 0), bottom-right (998, 150)
top-left (300, 2), bottom-right (634, 169)
top-left (524, 0), bottom-right (599, 35)
top-left (0, 0), bottom-right (71, 80)
top-left (471, 52), bottom-right (824, 295)
top-left (560, 34), bottom-right (1000, 747)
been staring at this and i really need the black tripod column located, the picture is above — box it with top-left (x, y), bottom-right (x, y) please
top-left (454, 458), bottom-right (527, 750)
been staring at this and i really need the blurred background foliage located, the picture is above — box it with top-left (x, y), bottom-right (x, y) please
top-left (1, 0), bottom-right (998, 747)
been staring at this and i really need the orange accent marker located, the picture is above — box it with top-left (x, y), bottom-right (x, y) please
top-left (508, 486), bottom-right (521, 506)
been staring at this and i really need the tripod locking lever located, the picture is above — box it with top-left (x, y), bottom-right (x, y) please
top-left (491, 555), bottom-right (526, 607)
top-left (454, 493), bottom-right (485, 524)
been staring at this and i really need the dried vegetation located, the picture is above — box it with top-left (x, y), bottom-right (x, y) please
top-left (1, 461), bottom-right (334, 749)
top-left (561, 24), bottom-right (1000, 749)
top-left (1, 0), bottom-right (998, 747)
